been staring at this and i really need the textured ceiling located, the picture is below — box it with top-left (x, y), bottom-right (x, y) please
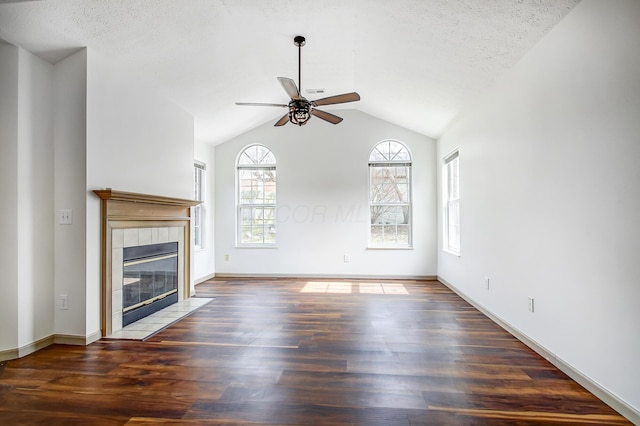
top-left (0, 0), bottom-right (580, 145)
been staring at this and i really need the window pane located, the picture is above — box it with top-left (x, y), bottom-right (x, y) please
top-left (383, 225), bottom-right (397, 243)
top-left (369, 140), bottom-right (411, 162)
top-left (239, 206), bottom-right (276, 244)
top-left (396, 224), bottom-right (410, 245)
top-left (370, 205), bottom-right (410, 245)
top-left (238, 145), bottom-right (276, 166)
top-left (239, 169), bottom-right (276, 205)
top-left (447, 200), bottom-right (460, 252)
top-left (370, 225), bottom-right (384, 244)
top-left (370, 166), bottom-right (410, 203)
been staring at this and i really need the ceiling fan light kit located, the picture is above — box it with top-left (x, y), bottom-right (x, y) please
top-left (236, 35), bottom-right (360, 127)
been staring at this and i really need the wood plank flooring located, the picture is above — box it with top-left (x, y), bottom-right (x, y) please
top-left (0, 277), bottom-right (631, 425)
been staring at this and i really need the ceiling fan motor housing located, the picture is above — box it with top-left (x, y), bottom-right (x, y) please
top-left (288, 99), bottom-right (311, 126)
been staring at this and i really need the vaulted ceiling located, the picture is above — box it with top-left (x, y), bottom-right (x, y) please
top-left (0, 0), bottom-right (580, 145)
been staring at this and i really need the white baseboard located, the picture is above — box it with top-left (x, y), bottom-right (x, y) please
top-left (0, 348), bottom-right (18, 362)
top-left (213, 273), bottom-right (438, 280)
top-left (0, 335), bottom-right (55, 361)
top-left (437, 276), bottom-right (639, 425)
top-left (54, 331), bottom-right (101, 346)
top-left (0, 331), bottom-right (102, 362)
top-left (195, 272), bottom-right (216, 284)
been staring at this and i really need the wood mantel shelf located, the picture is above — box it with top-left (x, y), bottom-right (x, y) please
top-left (94, 189), bottom-right (201, 207)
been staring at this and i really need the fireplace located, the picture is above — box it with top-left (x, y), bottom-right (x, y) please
top-left (94, 189), bottom-right (200, 337)
top-left (122, 242), bottom-right (179, 326)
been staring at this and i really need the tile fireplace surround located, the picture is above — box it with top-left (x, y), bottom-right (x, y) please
top-left (94, 189), bottom-right (200, 337)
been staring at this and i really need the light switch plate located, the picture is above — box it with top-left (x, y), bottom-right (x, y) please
top-left (59, 209), bottom-right (73, 225)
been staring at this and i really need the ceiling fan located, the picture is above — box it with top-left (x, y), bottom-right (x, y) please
top-left (235, 35), bottom-right (361, 127)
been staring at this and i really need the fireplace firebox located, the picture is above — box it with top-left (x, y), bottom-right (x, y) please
top-left (122, 242), bottom-right (178, 327)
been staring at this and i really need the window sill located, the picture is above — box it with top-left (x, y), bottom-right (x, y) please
top-left (236, 244), bottom-right (279, 249)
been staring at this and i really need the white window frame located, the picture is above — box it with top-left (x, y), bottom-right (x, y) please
top-left (193, 161), bottom-right (206, 250)
top-left (236, 144), bottom-right (277, 247)
top-left (443, 149), bottom-right (460, 256)
top-left (368, 140), bottom-right (413, 248)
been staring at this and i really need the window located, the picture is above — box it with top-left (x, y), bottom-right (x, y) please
top-left (369, 140), bottom-right (412, 247)
top-left (193, 161), bottom-right (206, 249)
top-left (443, 149), bottom-right (460, 255)
top-left (237, 144), bottom-right (276, 246)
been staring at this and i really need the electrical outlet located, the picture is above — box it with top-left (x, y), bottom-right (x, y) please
top-left (60, 294), bottom-right (68, 310)
top-left (528, 297), bottom-right (535, 313)
top-left (224, 254), bottom-right (230, 261)
top-left (59, 209), bottom-right (73, 225)
top-left (483, 277), bottom-right (490, 290)
top-left (343, 254), bottom-right (350, 263)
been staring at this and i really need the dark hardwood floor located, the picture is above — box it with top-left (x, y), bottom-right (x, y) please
top-left (0, 277), bottom-right (631, 425)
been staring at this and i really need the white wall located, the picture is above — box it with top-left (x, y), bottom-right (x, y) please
top-left (194, 139), bottom-right (216, 282)
top-left (85, 50), bottom-right (194, 201)
top-left (0, 42), bottom-right (20, 352)
top-left (0, 42), bottom-right (55, 354)
top-left (53, 49), bottom-right (88, 337)
top-left (215, 110), bottom-right (437, 278)
top-left (437, 0), bottom-right (640, 418)
top-left (17, 47), bottom-right (54, 348)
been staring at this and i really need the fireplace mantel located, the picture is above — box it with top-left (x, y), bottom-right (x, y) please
top-left (94, 189), bottom-right (201, 337)
top-left (94, 189), bottom-right (201, 208)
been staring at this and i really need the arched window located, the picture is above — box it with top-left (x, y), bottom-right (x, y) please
top-left (369, 140), bottom-right (412, 246)
top-left (237, 144), bottom-right (276, 245)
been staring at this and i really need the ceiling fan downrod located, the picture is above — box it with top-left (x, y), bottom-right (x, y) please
top-left (294, 35), bottom-right (306, 92)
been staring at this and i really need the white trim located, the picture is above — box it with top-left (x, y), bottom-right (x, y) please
top-left (0, 348), bottom-right (19, 362)
top-left (443, 147), bottom-right (459, 163)
top-left (194, 272), bottom-right (216, 284)
top-left (437, 276), bottom-right (639, 425)
top-left (214, 273), bottom-right (438, 280)
top-left (1, 331), bottom-right (103, 362)
top-left (54, 331), bottom-right (101, 346)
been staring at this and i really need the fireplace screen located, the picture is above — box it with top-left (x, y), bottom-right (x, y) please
top-left (122, 241), bottom-right (178, 326)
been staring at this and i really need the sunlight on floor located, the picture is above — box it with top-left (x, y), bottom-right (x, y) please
top-left (301, 281), bottom-right (409, 295)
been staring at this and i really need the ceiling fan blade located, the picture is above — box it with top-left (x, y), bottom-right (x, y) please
top-left (278, 77), bottom-right (300, 100)
top-left (235, 102), bottom-right (288, 107)
top-left (311, 109), bottom-right (343, 125)
top-left (274, 114), bottom-right (289, 127)
top-left (312, 92), bottom-right (360, 106)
